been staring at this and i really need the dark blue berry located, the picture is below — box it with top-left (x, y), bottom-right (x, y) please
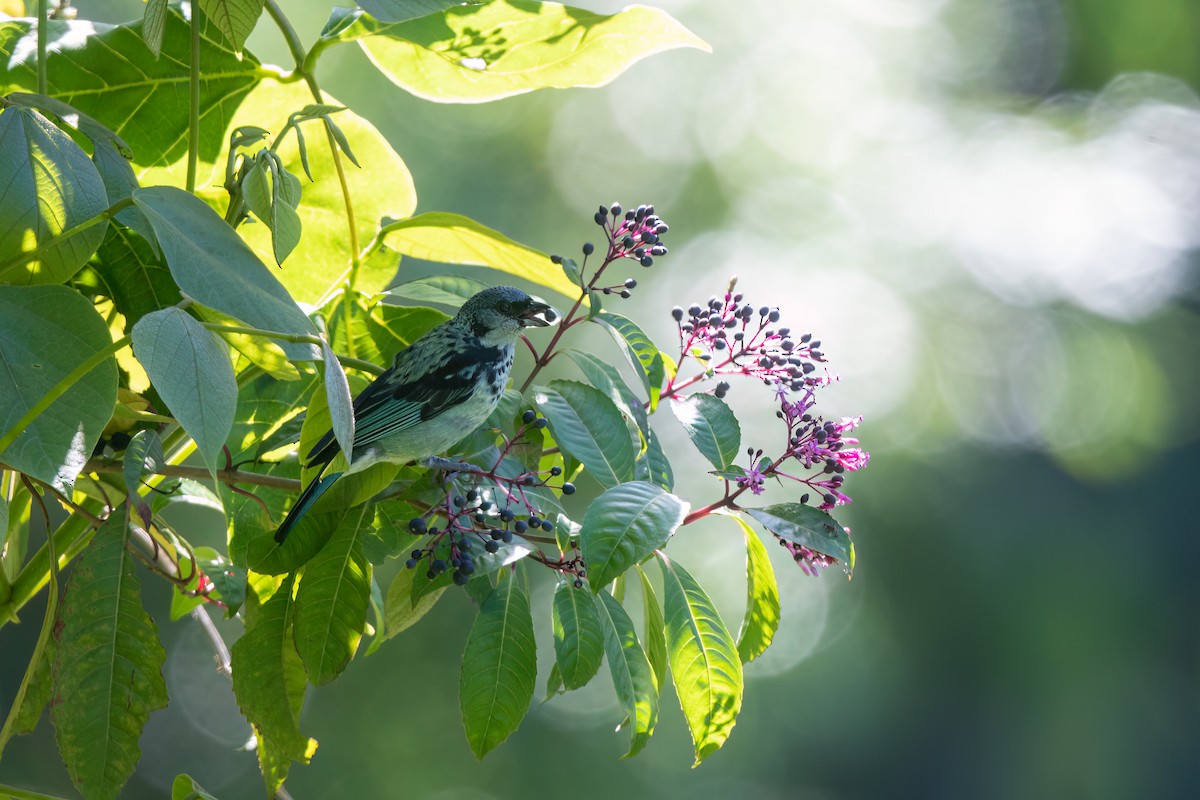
top-left (453, 571), bottom-right (469, 586)
top-left (534, 418), bottom-right (548, 429)
top-left (405, 558), bottom-right (418, 569)
top-left (624, 278), bottom-right (637, 289)
top-left (583, 242), bottom-right (595, 255)
top-left (522, 409), bottom-right (536, 424)
top-left (541, 519), bottom-right (554, 532)
top-left (573, 578), bottom-right (584, 588)
top-left (485, 540), bottom-right (500, 553)
top-left (561, 482), bottom-right (576, 495)
top-left (550, 465), bottom-right (562, 476)
top-left (640, 255), bottom-right (653, 267)
top-left (672, 306), bottom-right (684, 321)
top-left (550, 254), bottom-right (562, 264)
top-left (610, 202), bottom-right (623, 217)
top-left (514, 520), bottom-right (528, 533)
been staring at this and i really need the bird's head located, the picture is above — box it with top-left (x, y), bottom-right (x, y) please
top-left (457, 286), bottom-right (557, 343)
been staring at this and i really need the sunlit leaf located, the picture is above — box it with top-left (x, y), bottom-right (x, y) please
top-left (552, 579), bottom-right (604, 690)
top-left (635, 564), bottom-right (666, 689)
top-left (532, 380), bottom-right (637, 489)
top-left (746, 503), bottom-right (854, 575)
top-left (198, 0), bottom-right (266, 53)
top-left (322, 1), bottom-right (710, 103)
top-left (383, 561), bottom-right (447, 640)
top-left (594, 310), bottom-right (664, 409)
top-left (658, 553), bottom-right (743, 765)
top-left (670, 393), bottom-right (741, 471)
top-left (724, 513), bottom-right (780, 664)
top-left (382, 274), bottom-right (493, 309)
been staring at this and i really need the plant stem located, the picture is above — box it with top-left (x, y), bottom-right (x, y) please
top-left (186, 1), bottom-right (201, 193)
top-left (0, 335), bottom-right (130, 459)
top-left (84, 458), bottom-right (301, 492)
top-left (36, 0), bottom-right (47, 96)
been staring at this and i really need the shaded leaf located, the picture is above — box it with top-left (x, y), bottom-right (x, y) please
top-left (578, 481), bottom-right (687, 591)
top-left (746, 504), bottom-right (855, 575)
top-left (532, 380), bottom-right (637, 489)
top-left (121, 429), bottom-right (165, 503)
top-left (321, 339), bottom-right (355, 463)
top-left (460, 572), bottom-right (537, 759)
top-left (171, 773), bottom-right (220, 800)
top-left (594, 589), bottom-right (658, 758)
top-left (552, 580), bottom-right (604, 690)
top-left (382, 274), bottom-right (493, 309)
top-left (293, 505), bottom-right (373, 684)
top-left (132, 308), bottom-right (237, 475)
top-left (230, 575), bottom-right (317, 796)
top-left (198, 0), bottom-right (266, 53)
top-left (0, 285), bottom-right (118, 492)
top-left (93, 225), bottom-right (182, 328)
top-left (52, 517), bottom-right (168, 800)
top-left (658, 554), bottom-right (743, 766)
top-left (143, 0), bottom-right (170, 57)
top-left (383, 562), bottom-right (447, 640)
top-left (594, 310), bottom-right (665, 409)
top-left (132, 186), bottom-right (319, 361)
top-left (635, 564), bottom-right (666, 689)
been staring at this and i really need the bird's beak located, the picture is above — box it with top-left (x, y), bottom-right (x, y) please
top-left (520, 300), bottom-right (556, 327)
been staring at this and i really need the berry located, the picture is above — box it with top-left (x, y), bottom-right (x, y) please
top-left (595, 210), bottom-right (607, 225)
top-left (624, 278), bottom-right (637, 289)
top-left (534, 417), bottom-right (548, 429)
top-left (522, 409), bottom-right (537, 424)
top-left (610, 202), bottom-right (623, 217)
top-left (672, 306), bottom-right (684, 321)
top-left (514, 520), bottom-right (528, 533)
top-left (561, 482), bottom-right (576, 495)
top-left (432, 559), bottom-right (447, 574)
top-left (453, 571), bottom-right (470, 586)
top-left (411, 549), bottom-right (423, 560)
top-left (550, 466), bottom-right (562, 476)
top-left (485, 540), bottom-right (500, 553)
top-left (582, 242), bottom-right (595, 256)
top-left (573, 578), bottom-right (584, 588)
top-left (405, 559), bottom-right (418, 569)
top-left (640, 255), bottom-right (653, 267)
top-left (541, 519), bottom-right (554, 532)
top-left (550, 254), bottom-right (562, 264)
top-left (528, 516), bottom-right (541, 528)
top-left (408, 517), bottom-right (427, 533)
top-left (499, 508), bottom-right (515, 522)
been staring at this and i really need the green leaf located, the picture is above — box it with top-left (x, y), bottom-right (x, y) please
top-left (93, 226), bottom-right (182, 328)
top-left (365, 303), bottom-right (450, 365)
top-left (635, 564), bottom-right (666, 690)
top-left (0, 533), bottom-right (58, 753)
top-left (226, 371), bottom-right (317, 464)
top-left (355, 0), bottom-right (465, 23)
top-left (381, 274), bottom-right (494, 309)
top-left (230, 575), bottom-right (317, 795)
top-left (724, 514), bottom-right (781, 664)
top-left (532, 380), bottom-right (637, 489)
top-left (193, 302), bottom-right (300, 380)
top-left (460, 572), bottom-right (537, 759)
top-left (378, 212), bottom-right (579, 303)
top-left (241, 151), bottom-right (303, 266)
top-left (670, 394), bottom-right (741, 471)
top-left (0, 285), bottom-right (118, 492)
top-left (0, 106), bottom-right (108, 285)
top-left (324, 1), bottom-right (710, 103)
top-left (544, 661), bottom-right (564, 701)
top-left (132, 308), bottom-right (237, 474)
top-left (131, 186), bottom-right (319, 361)
top-left (383, 562), bottom-right (447, 640)
top-left (594, 310), bottom-right (665, 408)
top-left (0, 11), bottom-right (262, 167)
top-left (578, 481), bottom-right (687, 591)
top-left (121, 430), bottom-right (165, 504)
top-left (51, 517), bottom-right (168, 800)
top-left (745, 504), bottom-right (855, 575)
top-left (293, 505), bottom-right (373, 684)
top-left (143, 0), bottom-right (170, 57)
top-left (320, 339), bottom-right (355, 462)
top-left (171, 773), bottom-right (220, 800)
top-left (551, 580), bottom-right (604, 690)
top-left (213, 81), bottom-right (417, 304)
top-left (562, 348), bottom-right (648, 433)
top-left (636, 426), bottom-right (674, 491)
top-left (198, 0), bottom-right (266, 53)
top-left (593, 589), bottom-right (658, 758)
top-left (658, 554), bottom-right (743, 766)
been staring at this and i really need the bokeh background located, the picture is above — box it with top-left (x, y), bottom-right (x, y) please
top-left (3, 0), bottom-right (1199, 798)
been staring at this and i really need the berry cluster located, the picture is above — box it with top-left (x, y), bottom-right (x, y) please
top-left (665, 288), bottom-right (828, 399)
top-left (403, 409), bottom-right (580, 586)
top-left (550, 203), bottom-right (670, 304)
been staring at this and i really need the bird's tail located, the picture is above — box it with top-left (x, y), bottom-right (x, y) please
top-left (274, 466), bottom-right (344, 544)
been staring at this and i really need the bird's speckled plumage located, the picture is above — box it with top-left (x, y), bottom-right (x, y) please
top-left (274, 286), bottom-right (554, 543)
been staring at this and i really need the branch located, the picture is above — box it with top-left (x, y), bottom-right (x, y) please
top-left (85, 459), bottom-right (301, 492)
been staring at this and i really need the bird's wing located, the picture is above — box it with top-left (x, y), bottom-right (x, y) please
top-left (305, 337), bottom-right (505, 464)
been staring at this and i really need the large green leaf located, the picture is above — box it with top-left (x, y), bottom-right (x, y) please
top-left (578, 481), bottom-right (687, 591)
top-left (594, 589), bottom-right (658, 758)
top-left (230, 575), bottom-right (317, 796)
top-left (0, 285), bottom-right (117, 492)
top-left (636, 426), bottom-right (674, 491)
top-left (131, 186), bottom-right (319, 361)
top-left (207, 81), bottom-right (417, 304)
top-left (0, 11), bottom-right (261, 166)
top-left (670, 393), bottom-right (741, 471)
top-left (321, 1), bottom-right (709, 103)
top-left (198, 0), bottom-right (265, 53)
top-left (746, 503), bottom-right (855, 574)
top-left (562, 348), bottom-right (648, 433)
top-left (382, 274), bottom-right (493, 309)
top-left (551, 579), bottom-right (604, 690)
top-left (725, 513), bottom-right (780, 664)
top-left (532, 380), bottom-right (637, 489)
top-left (658, 554), bottom-right (743, 766)
top-left (460, 572), bottom-right (537, 759)
top-left (594, 310), bottom-right (665, 408)
top-left (0, 106), bottom-right (108, 285)
top-left (354, 0), bottom-right (465, 23)
top-left (320, 339), bottom-right (355, 461)
top-left (377, 212), bottom-right (579, 303)
top-left (92, 226), bottom-right (183, 328)
top-left (51, 517), bottom-right (168, 800)
top-left (293, 505), bottom-right (373, 684)
top-left (132, 308), bottom-right (237, 474)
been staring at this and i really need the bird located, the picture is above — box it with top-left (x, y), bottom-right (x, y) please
top-left (274, 285), bottom-right (556, 544)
